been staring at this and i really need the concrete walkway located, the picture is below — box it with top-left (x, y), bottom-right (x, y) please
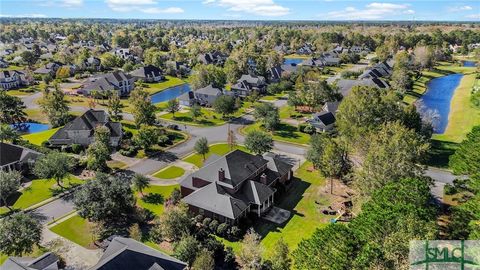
top-left (43, 215), bottom-right (102, 270)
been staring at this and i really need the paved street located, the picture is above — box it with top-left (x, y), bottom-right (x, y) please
top-left (30, 195), bottom-right (75, 224)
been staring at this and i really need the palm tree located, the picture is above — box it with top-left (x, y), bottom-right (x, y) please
top-left (132, 173), bottom-right (150, 196)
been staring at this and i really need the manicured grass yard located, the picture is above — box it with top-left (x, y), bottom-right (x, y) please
top-left (136, 185), bottom-right (179, 216)
top-left (183, 143), bottom-right (248, 168)
top-left (221, 161), bottom-right (330, 258)
top-left (433, 73), bottom-right (480, 143)
top-left (0, 176), bottom-right (83, 215)
top-left (22, 127), bottom-right (60, 146)
top-left (159, 102), bottom-right (254, 127)
top-left (50, 215), bottom-right (95, 248)
top-left (142, 76), bottom-right (186, 95)
top-left (152, 166), bottom-right (185, 179)
top-left (242, 122), bottom-right (310, 145)
top-left (279, 105), bottom-right (309, 120)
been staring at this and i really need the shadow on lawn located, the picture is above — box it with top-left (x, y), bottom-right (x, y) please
top-left (274, 123), bottom-right (300, 139)
top-left (142, 193), bottom-right (164, 205)
top-left (425, 139), bottom-right (459, 168)
top-left (254, 177), bottom-right (311, 239)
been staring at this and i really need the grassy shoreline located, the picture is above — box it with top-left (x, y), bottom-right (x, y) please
top-left (433, 73), bottom-right (480, 143)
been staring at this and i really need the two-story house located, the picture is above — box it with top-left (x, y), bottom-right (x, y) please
top-left (48, 109), bottom-right (123, 147)
top-left (197, 51), bottom-right (228, 66)
top-left (231, 74), bottom-right (267, 98)
top-left (180, 150), bottom-right (293, 224)
top-left (0, 70), bottom-right (31, 90)
top-left (130, 65), bottom-right (164, 83)
top-left (79, 71), bottom-right (135, 96)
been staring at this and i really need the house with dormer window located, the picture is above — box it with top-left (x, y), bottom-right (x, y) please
top-left (180, 150), bottom-right (293, 224)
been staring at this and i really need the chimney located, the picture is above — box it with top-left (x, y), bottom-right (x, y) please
top-left (260, 173), bottom-right (267, 185)
top-left (218, 168), bottom-right (225, 182)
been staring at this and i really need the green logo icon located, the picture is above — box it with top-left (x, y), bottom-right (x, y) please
top-left (410, 240), bottom-right (480, 270)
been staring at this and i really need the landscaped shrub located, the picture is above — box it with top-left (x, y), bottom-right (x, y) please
top-left (209, 219), bottom-right (219, 232)
top-left (444, 183), bottom-right (457, 195)
top-left (303, 123), bottom-right (316, 134)
top-left (167, 188), bottom-right (182, 205)
top-left (203, 217), bottom-right (212, 227)
top-left (229, 226), bottom-right (241, 238)
top-left (70, 144), bottom-right (83, 154)
top-left (216, 223), bottom-right (229, 236)
top-left (298, 123), bottom-right (307, 132)
top-left (119, 146), bottom-right (137, 157)
top-left (195, 215), bottom-right (204, 223)
top-left (158, 135), bottom-right (171, 146)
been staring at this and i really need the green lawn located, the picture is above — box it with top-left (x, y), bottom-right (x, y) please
top-left (242, 122), bottom-right (310, 145)
top-left (279, 105), bottom-right (309, 120)
top-left (221, 161), bottom-right (330, 258)
top-left (50, 215), bottom-right (95, 248)
top-left (159, 102), bottom-right (253, 127)
top-left (433, 73), bottom-right (480, 143)
top-left (182, 143), bottom-right (248, 167)
top-left (152, 166), bottom-right (185, 179)
top-left (0, 176), bottom-right (83, 215)
top-left (136, 185), bottom-right (179, 216)
top-left (142, 76), bottom-right (186, 95)
top-left (21, 127), bottom-right (60, 146)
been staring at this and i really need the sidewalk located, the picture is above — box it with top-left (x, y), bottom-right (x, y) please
top-left (43, 214), bottom-right (102, 270)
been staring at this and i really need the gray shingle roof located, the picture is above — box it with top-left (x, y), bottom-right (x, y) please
top-left (90, 237), bottom-right (186, 270)
top-left (181, 150), bottom-right (293, 220)
top-left (49, 109), bottom-right (122, 145)
top-left (195, 84), bottom-right (222, 96)
top-left (0, 142), bottom-right (42, 167)
top-left (130, 65), bottom-right (162, 79)
top-left (2, 252), bottom-right (58, 270)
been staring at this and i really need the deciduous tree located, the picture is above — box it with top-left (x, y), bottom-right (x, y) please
top-left (0, 213), bottom-right (42, 256)
top-left (0, 170), bottom-right (21, 210)
top-left (194, 137), bottom-right (209, 160)
top-left (245, 130), bottom-right (273, 155)
top-left (34, 151), bottom-right (74, 188)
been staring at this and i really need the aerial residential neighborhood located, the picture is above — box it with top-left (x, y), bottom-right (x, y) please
top-left (0, 0), bottom-right (479, 269)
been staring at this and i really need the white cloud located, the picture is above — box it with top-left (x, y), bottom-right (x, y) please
top-left (0, 14), bottom-right (48, 18)
top-left (203, 0), bottom-right (290, 17)
top-left (105, 0), bottom-right (183, 14)
top-left (325, 2), bottom-right (414, 20)
top-left (141, 7), bottom-right (184, 14)
top-left (466, 13), bottom-right (480, 19)
top-left (449, 5), bottom-right (473, 12)
top-left (62, 0), bottom-right (83, 7)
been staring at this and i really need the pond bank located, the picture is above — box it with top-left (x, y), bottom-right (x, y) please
top-left (433, 73), bottom-right (480, 143)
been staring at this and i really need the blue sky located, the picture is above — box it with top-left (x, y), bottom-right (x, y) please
top-left (1, 0), bottom-right (479, 21)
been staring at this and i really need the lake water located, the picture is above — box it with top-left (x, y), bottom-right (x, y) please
top-left (10, 122), bottom-right (50, 134)
top-left (150, 84), bottom-right (191, 104)
top-left (418, 73), bottom-right (463, 134)
top-left (283, 58), bottom-right (304, 65)
top-left (463, 60), bottom-right (476, 67)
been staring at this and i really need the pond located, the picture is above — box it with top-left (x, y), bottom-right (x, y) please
top-left (463, 60), bottom-right (477, 67)
top-left (10, 122), bottom-right (50, 134)
top-left (283, 58), bottom-right (304, 65)
top-left (417, 73), bottom-right (463, 134)
top-left (150, 83), bottom-right (191, 104)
